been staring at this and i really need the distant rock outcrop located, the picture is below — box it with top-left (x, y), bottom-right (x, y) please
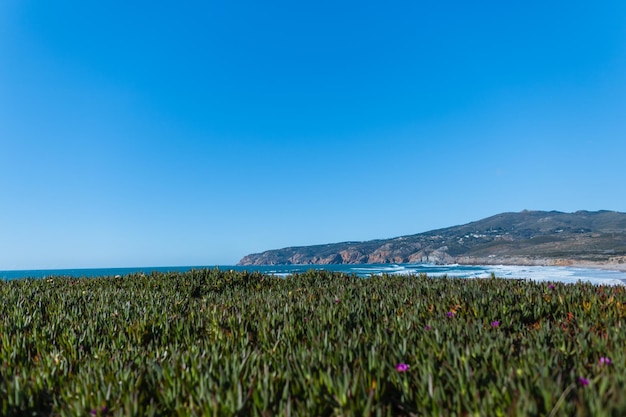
top-left (237, 210), bottom-right (626, 269)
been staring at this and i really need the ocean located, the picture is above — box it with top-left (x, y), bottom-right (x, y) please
top-left (1, 263), bottom-right (625, 285)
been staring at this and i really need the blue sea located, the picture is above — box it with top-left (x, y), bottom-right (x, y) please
top-left (1, 263), bottom-right (625, 285)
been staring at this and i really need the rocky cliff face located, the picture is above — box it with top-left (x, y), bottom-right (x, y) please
top-left (238, 210), bottom-right (626, 267)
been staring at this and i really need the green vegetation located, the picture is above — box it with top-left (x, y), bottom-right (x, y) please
top-left (1, 270), bottom-right (626, 416)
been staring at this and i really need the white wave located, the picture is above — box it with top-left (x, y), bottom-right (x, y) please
top-left (346, 263), bottom-right (626, 286)
top-left (482, 265), bottom-right (625, 286)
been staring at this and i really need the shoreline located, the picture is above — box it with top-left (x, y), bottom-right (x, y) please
top-left (451, 257), bottom-right (626, 272)
top-left (3, 261), bottom-right (626, 282)
top-left (566, 262), bottom-right (626, 272)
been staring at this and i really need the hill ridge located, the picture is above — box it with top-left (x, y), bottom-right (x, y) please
top-left (237, 210), bottom-right (626, 269)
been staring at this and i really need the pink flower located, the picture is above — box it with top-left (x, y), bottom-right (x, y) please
top-left (491, 321), bottom-right (500, 328)
top-left (446, 311), bottom-right (455, 318)
top-left (424, 325), bottom-right (431, 330)
top-left (578, 377), bottom-right (590, 386)
top-left (599, 357), bottom-right (611, 365)
top-left (395, 363), bottom-right (409, 372)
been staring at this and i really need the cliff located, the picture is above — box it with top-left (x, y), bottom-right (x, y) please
top-left (237, 210), bottom-right (626, 268)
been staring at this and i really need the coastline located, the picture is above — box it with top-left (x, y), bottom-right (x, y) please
top-left (566, 262), bottom-right (626, 272)
top-left (452, 256), bottom-right (626, 272)
top-left (3, 260), bottom-right (626, 284)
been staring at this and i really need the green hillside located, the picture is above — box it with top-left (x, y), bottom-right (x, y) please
top-left (238, 210), bottom-right (626, 266)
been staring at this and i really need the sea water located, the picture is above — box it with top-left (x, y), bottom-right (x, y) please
top-left (1, 263), bottom-right (625, 285)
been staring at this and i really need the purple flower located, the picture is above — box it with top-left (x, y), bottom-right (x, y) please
top-left (424, 325), bottom-right (432, 330)
top-left (446, 311), bottom-right (455, 318)
top-left (548, 284), bottom-right (555, 290)
top-left (395, 363), bottom-right (409, 372)
top-left (578, 377), bottom-right (590, 386)
top-left (491, 321), bottom-right (500, 328)
top-left (91, 406), bottom-right (107, 416)
top-left (599, 357), bottom-right (611, 365)
top-left (334, 298), bottom-right (340, 304)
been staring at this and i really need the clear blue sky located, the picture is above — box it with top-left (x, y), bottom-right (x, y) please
top-left (2, 1), bottom-right (625, 270)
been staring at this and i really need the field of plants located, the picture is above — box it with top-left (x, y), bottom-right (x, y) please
top-left (1, 269), bottom-right (625, 416)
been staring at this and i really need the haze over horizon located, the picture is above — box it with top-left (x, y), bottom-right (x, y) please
top-left (2, 1), bottom-right (626, 270)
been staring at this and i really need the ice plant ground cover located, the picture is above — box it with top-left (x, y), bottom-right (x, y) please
top-left (1, 270), bottom-right (625, 416)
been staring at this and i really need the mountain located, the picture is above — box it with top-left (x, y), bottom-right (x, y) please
top-left (237, 210), bottom-right (626, 269)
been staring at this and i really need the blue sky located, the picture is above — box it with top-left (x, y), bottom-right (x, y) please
top-left (1, 1), bottom-right (626, 269)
